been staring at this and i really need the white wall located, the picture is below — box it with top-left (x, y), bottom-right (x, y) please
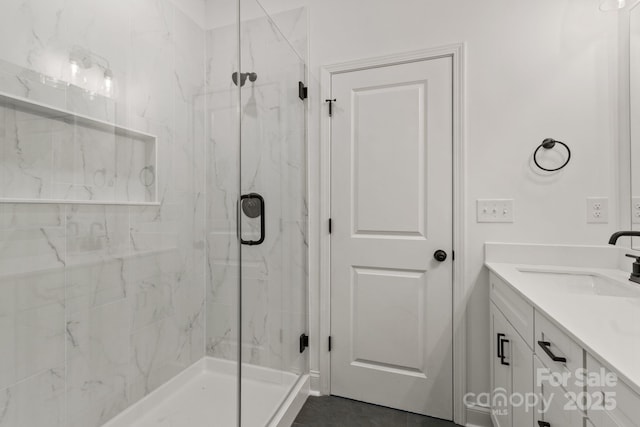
top-left (257, 0), bottom-right (621, 417)
top-left (172, 0), bottom-right (207, 28)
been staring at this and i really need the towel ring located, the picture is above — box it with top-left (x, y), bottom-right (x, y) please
top-left (533, 138), bottom-right (571, 172)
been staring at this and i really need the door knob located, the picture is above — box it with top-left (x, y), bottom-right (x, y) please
top-left (434, 250), bottom-right (447, 262)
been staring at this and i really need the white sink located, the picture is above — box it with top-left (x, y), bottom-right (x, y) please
top-left (517, 269), bottom-right (640, 298)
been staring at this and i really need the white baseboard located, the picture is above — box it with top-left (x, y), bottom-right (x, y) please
top-left (465, 404), bottom-right (493, 427)
top-left (309, 370), bottom-right (321, 395)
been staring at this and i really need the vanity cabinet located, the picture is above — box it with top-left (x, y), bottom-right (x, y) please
top-left (490, 272), bottom-right (581, 427)
top-left (489, 271), bottom-right (640, 427)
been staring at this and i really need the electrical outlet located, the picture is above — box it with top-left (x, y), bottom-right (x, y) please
top-left (587, 197), bottom-right (608, 224)
top-left (477, 199), bottom-right (514, 223)
top-left (633, 197), bottom-right (640, 224)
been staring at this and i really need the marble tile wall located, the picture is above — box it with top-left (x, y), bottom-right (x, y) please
top-left (0, 0), bottom-right (206, 426)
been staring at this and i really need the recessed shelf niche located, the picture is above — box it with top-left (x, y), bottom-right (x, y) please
top-left (0, 91), bottom-right (158, 205)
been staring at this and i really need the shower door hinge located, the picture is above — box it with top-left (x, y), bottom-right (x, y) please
top-left (299, 334), bottom-right (309, 353)
top-left (328, 218), bottom-right (332, 234)
top-left (298, 81), bottom-right (308, 100)
top-left (328, 336), bottom-right (332, 352)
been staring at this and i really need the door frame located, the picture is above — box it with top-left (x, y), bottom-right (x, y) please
top-left (317, 43), bottom-right (467, 425)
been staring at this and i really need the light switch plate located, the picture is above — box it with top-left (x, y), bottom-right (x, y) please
top-left (587, 197), bottom-right (608, 224)
top-left (477, 199), bottom-right (514, 223)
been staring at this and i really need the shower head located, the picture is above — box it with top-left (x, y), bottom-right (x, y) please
top-left (232, 72), bottom-right (258, 87)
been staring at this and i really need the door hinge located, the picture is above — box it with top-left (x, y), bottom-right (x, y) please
top-left (298, 81), bottom-right (308, 100)
top-left (328, 218), bottom-right (332, 234)
top-left (299, 334), bottom-right (309, 353)
top-left (452, 250), bottom-right (455, 261)
top-left (325, 98), bottom-right (336, 116)
top-left (328, 336), bottom-right (332, 352)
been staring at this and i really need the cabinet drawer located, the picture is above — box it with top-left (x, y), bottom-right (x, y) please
top-left (587, 412), bottom-right (626, 427)
top-left (535, 310), bottom-right (584, 396)
top-left (535, 355), bottom-right (584, 427)
top-left (586, 354), bottom-right (640, 427)
top-left (490, 272), bottom-right (534, 348)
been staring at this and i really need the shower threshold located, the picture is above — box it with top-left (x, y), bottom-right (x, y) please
top-left (103, 357), bottom-right (309, 427)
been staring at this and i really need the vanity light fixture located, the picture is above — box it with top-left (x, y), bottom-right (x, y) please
top-left (599, 0), bottom-right (626, 11)
top-left (68, 46), bottom-right (115, 97)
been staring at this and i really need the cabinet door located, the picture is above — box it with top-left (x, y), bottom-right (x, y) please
top-left (587, 413), bottom-right (624, 427)
top-left (491, 302), bottom-right (535, 427)
top-left (491, 303), bottom-right (513, 427)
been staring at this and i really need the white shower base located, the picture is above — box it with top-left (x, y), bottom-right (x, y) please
top-left (104, 357), bottom-right (309, 427)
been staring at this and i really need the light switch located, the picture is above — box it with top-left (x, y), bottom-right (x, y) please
top-left (477, 199), bottom-right (514, 223)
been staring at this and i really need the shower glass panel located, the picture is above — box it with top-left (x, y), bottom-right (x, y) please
top-left (238, 0), bottom-right (308, 425)
top-left (205, 0), bottom-right (241, 425)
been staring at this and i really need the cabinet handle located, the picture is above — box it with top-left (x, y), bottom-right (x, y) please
top-left (497, 333), bottom-right (505, 358)
top-left (537, 340), bottom-right (567, 363)
top-left (499, 334), bottom-right (510, 366)
top-left (537, 421), bottom-right (550, 427)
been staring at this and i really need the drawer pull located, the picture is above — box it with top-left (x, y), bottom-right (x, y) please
top-left (537, 422), bottom-right (550, 427)
top-left (537, 340), bottom-right (567, 363)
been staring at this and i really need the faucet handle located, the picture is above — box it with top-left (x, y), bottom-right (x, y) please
top-left (625, 254), bottom-right (640, 262)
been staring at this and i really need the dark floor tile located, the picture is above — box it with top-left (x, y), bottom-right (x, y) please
top-left (293, 396), bottom-right (460, 427)
top-left (406, 412), bottom-right (457, 427)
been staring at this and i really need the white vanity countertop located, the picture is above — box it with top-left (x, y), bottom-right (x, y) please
top-left (485, 243), bottom-right (640, 395)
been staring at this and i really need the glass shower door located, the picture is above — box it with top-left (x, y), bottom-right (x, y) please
top-left (238, 1), bottom-right (308, 425)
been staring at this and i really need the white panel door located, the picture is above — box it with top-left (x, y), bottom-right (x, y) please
top-left (330, 57), bottom-right (454, 419)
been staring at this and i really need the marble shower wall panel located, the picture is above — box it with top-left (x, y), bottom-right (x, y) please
top-left (0, 203), bottom-right (67, 427)
top-left (0, 1), bottom-right (207, 426)
top-left (206, 6), bottom-right (308, 375)
top-left (0, 61), bottom-right (158, 204)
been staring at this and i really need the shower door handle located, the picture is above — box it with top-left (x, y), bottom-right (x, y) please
top-left (240, 193), bottom-right (265, 246)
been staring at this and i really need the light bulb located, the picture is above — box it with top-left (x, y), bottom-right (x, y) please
top-left (70, 60), bottom-right (79, 77)
top-left (600, 0), bottom-right (626, 11)
top-left (103, 69), bottom-right (114, 97)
